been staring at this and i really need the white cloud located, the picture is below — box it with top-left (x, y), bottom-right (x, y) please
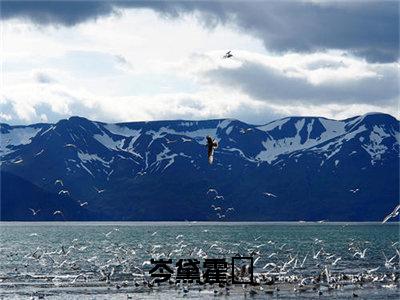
top-left (1, 9), bottom-right (398, 125)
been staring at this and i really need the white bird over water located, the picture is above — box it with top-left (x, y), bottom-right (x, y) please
top-left (353, 248), bottom-right (367, 259)
top-left (263, 192), bottom-right (277, 198)
top-left (79, 201), bottom-right (88, 207)
top-left (367, 266), bottom-right (380, 274)
top-left (53, 210), bottom-right (63, 216)
top-left (349, 188), bottom-right (359, 193)
top-left (332, 257), bottom-right (341, 266)
top-left (382, 204), bottom-right (400, 224)
top-left (29, 208), bottom-right (40, 216)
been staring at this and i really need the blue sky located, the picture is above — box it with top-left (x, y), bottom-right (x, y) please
top-left (1, 1), bottom-right (399, 125)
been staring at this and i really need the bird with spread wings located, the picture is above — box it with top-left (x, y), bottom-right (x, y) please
top-left (206, 135), bottom-right (218, 164)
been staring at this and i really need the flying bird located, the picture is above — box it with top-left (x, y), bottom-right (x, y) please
top-left (79, 201), bottom-right (88, 207)
top-left (211, 205), bottom-right (221, 211)
top-left (207, 188), bottom-right (218, 196)
top-left (353, 248), bottom-right (367, 259)
top-left (53, 210), bottom-right (63, 216)
top-left (217, 213), bottom-right (226, 219)
top-left (206, 136), bottom-right (218, 164)
top-left (263, 192), bottom-right (277, 198)
top-left (349, 188), bottom-right (359, 193)
top-left (64, 144), bottom-right (77, 148)
top-left (54, 179), bottom-right (64, 186)
top-left (29, 208), bottom-right (40, 216)
top-left (223, 51), bottom-right (233, 59)
top-left (240, 128), bottom-right (252, 134)
top-left (94, 186), bottom-right (105, 194)
top-left (58, 190), bottom-right (70, 196)
top-left (382, 204), bottom-right (400, 224)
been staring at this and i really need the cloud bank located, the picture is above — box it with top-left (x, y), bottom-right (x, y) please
top-left (2, 1), bottom-right (399, 62)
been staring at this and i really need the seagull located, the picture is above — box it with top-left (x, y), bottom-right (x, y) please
top-left (367, 266), bottom-right (380, 274)
top-left (79, 201), bottom-right (88, 207)
top-left (223, 50), bottom-right (233, 59)
top-left (353, 248), bottom-right (367, 259)
top-left (240, 128), bottom-right (252, 134)
top-left (263, 262), bottom-right (277, 269)
top-left (64, 144), bottom-right (77, 148)
top-left (93, 186), bottom-right (105, 194)
top-left (382, 204), bottom-right (400, 224)
top-left (263, 192), bottom-right (277, 198)
top-left (206, 135), bottom-right (218, 164)
top-left (214, 195), bottom-right (224, 200)
top-left (54, 179), bottom-right (64, 186)
top-left (332, 257), bottom-right (341, 266)
top-left (217, 213), bottom-right (225, 219)
top-left (142, 260), bottom-right (151, 267)
top-left (58, 190), bottom-right (70, 196)
top-left (313, 249), bottom-right (322, 259)
top-left (300, 253), bottom-right (308, 267)
top-left (29, 208), bottom-right (40, 216)
top-left (349, 188), bottom-right (359, 193)
top-left (382, 251), bottom-right (397, 269)
top-left (53, 210), bottom-right (63, 216)
top-left (207, 188), bottom-right (218, 196)
top-left (226, 207), bottom-right (235, 212)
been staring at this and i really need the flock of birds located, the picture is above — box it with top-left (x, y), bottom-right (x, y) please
top-left (3, 226), bottom-right (399, 299)
top-left (207, 188), bottom-right (235, 220)
top-left (28, 178), bottom-right (106, 220)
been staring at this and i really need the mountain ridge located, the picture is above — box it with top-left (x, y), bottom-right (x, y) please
top-left (1, 112), bottom-right (399, 221)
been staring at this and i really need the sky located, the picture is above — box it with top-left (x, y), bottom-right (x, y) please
top-left (1, 0), bottom-right (399, 125)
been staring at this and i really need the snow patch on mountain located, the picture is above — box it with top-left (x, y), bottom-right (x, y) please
top-left (148, 127), bottom-right (219, 144)
top-left (361, 125), bottom-right (391, 165)
top-left (77, 151), bottom-right (110, 165)
top-left (257, 118), bottom-right (290, 132)
top-left (153, 144), bottom-right (178, 172)
top-left (255, 118), bottom-right (347, 164)
top-left (104, 124), bottom-right (141, 139)
top-left (94, 133), bottom-right (125, 150)
top-left (0, 127), bottom-right (41, 155)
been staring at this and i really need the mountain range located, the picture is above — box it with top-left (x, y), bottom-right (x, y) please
top-left (1, 113), bottom-right (399, 221)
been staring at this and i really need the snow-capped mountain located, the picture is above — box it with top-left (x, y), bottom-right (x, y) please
top-left (1, 113), bottom-right (399, 221)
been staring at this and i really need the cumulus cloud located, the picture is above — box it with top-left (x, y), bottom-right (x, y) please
top-left (1, 1), bottom-right (398, 62)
